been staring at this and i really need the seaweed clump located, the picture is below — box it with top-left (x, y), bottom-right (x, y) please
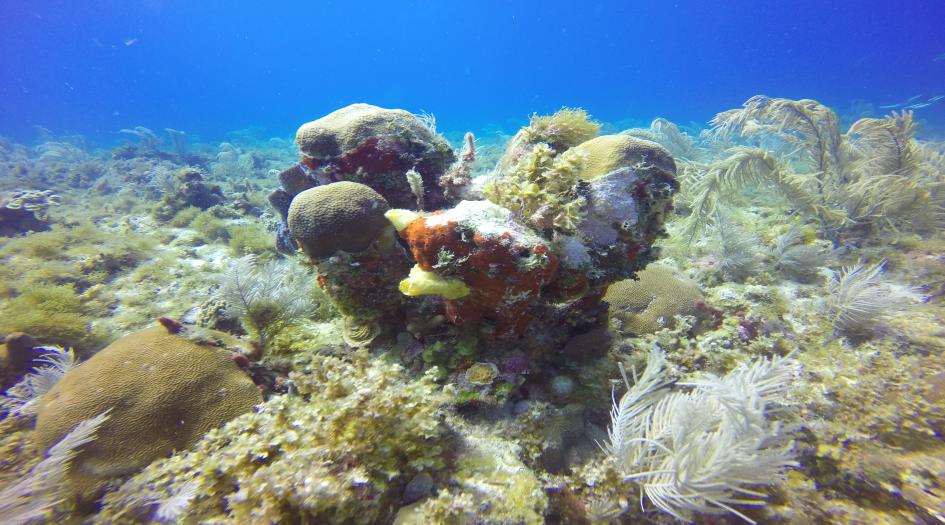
top-left (485, 108), bottom-right (601, 232)
top-left (96, 351), bottom-right (453, 525)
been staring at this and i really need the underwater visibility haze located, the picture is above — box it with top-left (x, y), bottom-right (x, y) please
top-left (2, 1), bottom-right (945, 524)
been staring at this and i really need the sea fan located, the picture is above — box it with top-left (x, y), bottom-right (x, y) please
top-left (711, 95), bottom-right (845, 177)
top-left (0, 410), bottom-right (110, 525)
top-left (605, 349), bottom-right (799, 524)
top-left (0, 347), bottom-right (75, 417)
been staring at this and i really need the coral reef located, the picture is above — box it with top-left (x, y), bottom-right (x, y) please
top-left (33, 324), bottom-right (261, 502)
top-left (152, 168), bottom-right (225, 221)
top-left (0, 96), bottom-right (942, 525)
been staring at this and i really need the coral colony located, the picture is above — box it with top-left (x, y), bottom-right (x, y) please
top-left (0, 98), bottom-right (943, 524)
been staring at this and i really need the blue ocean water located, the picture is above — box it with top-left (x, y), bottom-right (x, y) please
top-left (2, 0), bottom-right (944, 144)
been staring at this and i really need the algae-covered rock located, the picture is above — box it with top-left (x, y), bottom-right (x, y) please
top-left (395, 426), bottom-right (547, 525)
top-left (153, 168), bottom-right (225, 221)
top-left (96, 351), bottom-right (452, 525)
top-left (604, 264), bottom-right (705, 335)
top-left (33, 325), bottom-right (262, 500)
top-left (496, 107), bottom-right (601, 174)
top-left (295, 103), bottom-right (454, 209)
top-left (576, 134), bottom-right (676, 181)
top-left (287, 181), bottom-right (391, 259)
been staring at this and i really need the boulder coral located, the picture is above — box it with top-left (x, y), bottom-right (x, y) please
top-left (95, 351), bottom-right (452, 525)
top-left (295, 103), bottom-right (454, 210)
top-left (287, 181), bottom-right (391, 259)
top-left (285, 181), bottom-right (412, 325)
top-left (33, 324), bottom-right (262, 501)
top-left (577, 134), bottom-right (677, 182)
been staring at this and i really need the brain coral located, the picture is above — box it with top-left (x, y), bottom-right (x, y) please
top-left (287, 181), bottom-right (391, 259)
top-left (295, 103), bottom-right (454, 209)
top-left (603, 264), bottom-right (704, 335)
top-left (33, 325), bottom-right (262, 500)
top-left (576, 134), bottom-right (677, 182)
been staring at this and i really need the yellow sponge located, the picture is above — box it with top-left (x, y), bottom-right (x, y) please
top-left (398, 265), bottom-right (470, 300)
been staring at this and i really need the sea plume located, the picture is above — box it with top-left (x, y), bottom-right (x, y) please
top-left (605, 349), bottom-right (799, 524)
top-left (218, 255), bottom-right (314, 350)
top-left (0, 346), bottom-right (75, 417)
top-left (0, 411), bottom-right (110, 525)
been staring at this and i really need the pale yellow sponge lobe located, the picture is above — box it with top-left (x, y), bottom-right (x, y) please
top-left (385, 208), bottom-right (421, 232)
top-left (399, 265), bottom-right (471, 300)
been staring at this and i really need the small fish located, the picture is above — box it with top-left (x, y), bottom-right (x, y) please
top-left (879, 94), bottom-right (924, 109)
top-left (904, 102), bottom-right (933, 109)
top-left (124, 38), bottom-right (138, 47)
top-left (929, 95), bottom-right (944, 102)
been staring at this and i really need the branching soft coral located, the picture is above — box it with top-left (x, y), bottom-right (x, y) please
top-left (604, 349), bottom-right (799, 524)
top-left (217, 255), bottom-right (314, 351)
top-left (683, 96), bottom-right (938, 244)
top-left (678, 147), bottom-right (831, 244)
